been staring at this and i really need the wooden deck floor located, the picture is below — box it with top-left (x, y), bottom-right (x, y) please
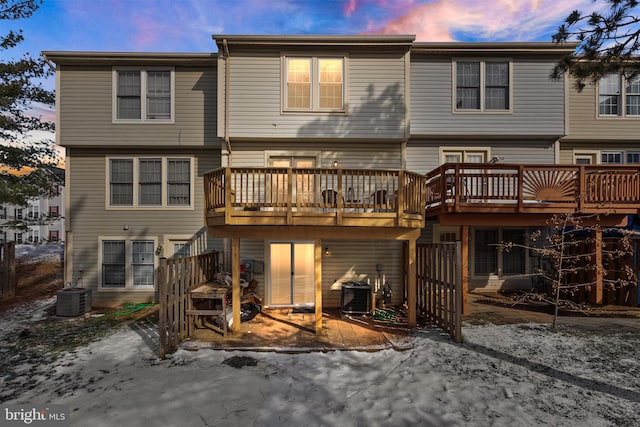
top-left (188, 308), bottom-right (413, 351)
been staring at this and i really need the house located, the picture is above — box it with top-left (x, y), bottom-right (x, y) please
top-left (0, 167), bottom-right (66, 244)
top-left (43, 35), bottom-right (640, 324)
top-left (409, 42), bottom-right (575, 294)
top-left (42, 51), bottom-right (220, 306)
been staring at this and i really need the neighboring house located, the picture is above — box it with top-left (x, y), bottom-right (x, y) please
top-left (560, 72), bottom-right (640, 166)
top-left (42, 51), bottom-right (220, 306)
top-left (409, 42), bottom-right (575, 292)
top-left (44, 35), bottom-right (640, 314)
top-left (0, 167), bottom-right (66, 245)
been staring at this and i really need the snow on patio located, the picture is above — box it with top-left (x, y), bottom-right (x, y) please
top-left (1, 299), bottom-right (639, 427)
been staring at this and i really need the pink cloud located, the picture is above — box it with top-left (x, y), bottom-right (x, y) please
top-left (369, 0), bottom-right (601, 41)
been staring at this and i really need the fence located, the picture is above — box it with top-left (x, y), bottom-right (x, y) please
top-left (158, 251), bottom-right (220, 358)
top-left (416, 242), bottom-right (462, 343)
top-left (0, 242), bottom-right (17, 298)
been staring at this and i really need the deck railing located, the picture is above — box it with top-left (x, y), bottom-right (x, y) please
top-left (204, 167), bottom-right (426, 227)
top-left (426, 163), bottom-right (640, 214)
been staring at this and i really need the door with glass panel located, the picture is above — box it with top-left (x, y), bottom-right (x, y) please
top-left (269, 242), bottom-right (315, 306)
top-left (443, 151), bottom-right (487, 199)
top-left (268, 156), bottom-right (316, 209)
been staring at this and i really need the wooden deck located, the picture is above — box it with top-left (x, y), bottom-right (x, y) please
top-left (204, 167), bottom-right (426, 229)
top-left (426, 163), bottom-right (640, 217)
top-left (188, 308), bottom-right (413, 351)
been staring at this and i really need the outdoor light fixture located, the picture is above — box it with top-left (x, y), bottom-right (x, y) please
top-left (324, 247), bottom-right (330, 256)
top-left (123, 224), bottom-right (129, 230)
top-left (332, 161), bottom-right (338, 167)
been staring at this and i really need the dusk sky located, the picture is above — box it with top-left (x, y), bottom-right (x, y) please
top-left (12, 0), bottom-right (606, 55)
top-left (5, 0), bottom-right (607, 129)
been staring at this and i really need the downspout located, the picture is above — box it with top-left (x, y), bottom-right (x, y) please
top-left (223, 39), bottom-right (232, 166)
top-left (222, 39), bottom-right (232, 272)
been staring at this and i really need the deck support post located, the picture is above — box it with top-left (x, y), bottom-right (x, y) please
top-left (407, 237), bottom-right (417, 328)
top-left (231, 237), bottom-right (241, 332)
top-left (315, 240), bottom-right (323, 334)
top-left (461, 225), bottom-right (469, 314)
top-left (594, 227), bottom-right (603, 305)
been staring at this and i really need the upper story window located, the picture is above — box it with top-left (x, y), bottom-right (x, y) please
top-left (0, 207), bottom-right (6, 219)
top-left (598, 73), bottom-right (640, 117)
top-left (284, 56), bottom-right (345, 112)
top-left (108, 157), bottom-right (193, 209)
top-left (455, 60), bottom-right (511, 112)
top-left (113, 68), bottom-right (174, 122)
top-left (49, 205), bottom-right (60, 217)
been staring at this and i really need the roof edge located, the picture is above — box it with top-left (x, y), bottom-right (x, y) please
top-left (43, 51), bottom-right (217, 65)
top-left (212, 34), bottom-right (416, 46)
top-left (412, 42), bottom-right (579, 55)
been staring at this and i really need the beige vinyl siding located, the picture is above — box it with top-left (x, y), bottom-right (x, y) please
top-left (66, 147), bottom-right (221, 306)
top-left (559, 142), bottom-right (640, 164)
top-left (565, 78), bottom-right (640, 141)
top-left (410, 56), bottom-right (565, 136)
top-left (321, 240), bottom-right (404, 308)
top-left (58, 65), bottom-right (219, 147)
top-left (224, 48), bottom-right (407, 140)
top-left (229, 141), bottom-right (403, 169)
top-left (406, 139), bottom-right (555, 174)
top-left (236, 239), bottom-right (403, 308)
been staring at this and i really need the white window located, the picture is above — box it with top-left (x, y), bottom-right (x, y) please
top-left (598, 73), bottom-right (640, 117)
top-left (440, 148), bottom-right (489, 164)
top-left (27, 228), bottom-right (39, 244)
top-left (49, 230), bottom-right (60, 242)
top-left (0, 232), bottom-right (6, 243)
top-left (172, 242), bottom-right (191, 259)
top-left (27, 205), bottom-right (39, 219)
top-left (15, 208), bottom-right (22, 220)
top-left (107, 157), bottom-right (193, 209)
top-left (455, 60), bottom-right (511, 112)
top-left (139, 159), bottom-right (162, 206)
top-left (113, 68), bottom-right (174, 122)
top-left (601, 151), bottom-right (623, 164)
top-left (100, 238), bottom-right (156, 289)
top-left (627, 152), bottom-right (640, 164)
top-left (15, 232), bottom-right (22, 244)
top-left (0, 207), bottom-right (6, 219)
top-left (284, 56), bottom-right (345, 112)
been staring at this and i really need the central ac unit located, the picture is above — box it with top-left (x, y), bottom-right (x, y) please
top-left (56, 288), bottom-right (92, 317)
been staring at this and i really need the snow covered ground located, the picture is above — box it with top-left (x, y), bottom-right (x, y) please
top-left (1, 300), bottom-right (639, 427)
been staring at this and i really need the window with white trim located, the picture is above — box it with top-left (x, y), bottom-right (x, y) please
top-left (15, 208), bottom-right (22, 220)
top-left (627, 152), bottom-right (640, 163)
top-left (27, 205), bottom-right (39, 219)
top-left (108, 157), bottom-right (192, 208)
top-left (0, 232), bottom-right (6, 243)
top-left (49, 230), bottom-right (59, 242)
top-left (455, 60), bottom-right (511, 111)
top-left (27, 228), bottom-right (39, 244)
top-left (284, 56), bottom-right (345, 112)
top-left (101, 238), bottom-right (156, 289)
top-left (598, 73), bottom-right (640, 117)
top-left (0, 207), bottom-right (6, 219)
top-left (15, 232), bottom-right (22, 244)
top-left (114, 68), bottom-right (174, 121)
top-left (601, 151), bottom-right (623, 164)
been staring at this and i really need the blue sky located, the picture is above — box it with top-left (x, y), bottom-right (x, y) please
top-left (11, 0), bottom-right (605, 56)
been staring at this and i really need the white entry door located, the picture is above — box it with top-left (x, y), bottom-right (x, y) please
top-left (269, 241), bottom-right (315, 306)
